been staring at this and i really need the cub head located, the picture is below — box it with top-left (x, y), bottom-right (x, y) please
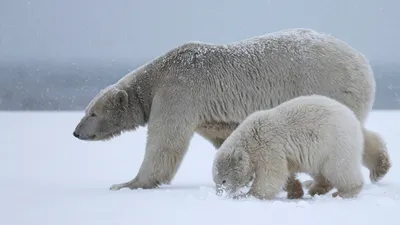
top-left (212, 148), bottom-right (253, 196)
top-left (73, 85), bottom-right (145, 141)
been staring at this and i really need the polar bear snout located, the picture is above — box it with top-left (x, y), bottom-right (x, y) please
top-left (73, 116), bottom-right (99, 141)
top-left (72, 129), bottom-right (96, 140)
top-left (215, 181), bottom-right (240, 195)
top-left (72, 130), bottom-right (96, 140)
top-left (73, 131), bottom-right (80, 138)
top-left (215, 184), bottom-right (224, 196)
top-left (215, 183), bottom-right (232, 196)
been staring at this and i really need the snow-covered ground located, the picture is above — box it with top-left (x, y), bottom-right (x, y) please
top-left (1, 111), bottom-right (400, 225)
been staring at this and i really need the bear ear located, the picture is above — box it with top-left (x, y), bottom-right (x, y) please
top-left (233, 149), bottom-right (243, 162)
top-left (115, 89), bottom-right (128, 107)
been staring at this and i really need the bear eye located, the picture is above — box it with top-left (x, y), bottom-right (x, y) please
top-left (90, 112), bottom-right (96, 117)
top-left (222, 180), bottom-right (226, 184)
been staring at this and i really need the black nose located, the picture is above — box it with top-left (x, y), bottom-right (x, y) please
top-left (73, 132), bottom-right (80, 138)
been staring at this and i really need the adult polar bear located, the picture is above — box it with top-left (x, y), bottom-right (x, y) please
top-left (73, 28), bottom-right (390, 191)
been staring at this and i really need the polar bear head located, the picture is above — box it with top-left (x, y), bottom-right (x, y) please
top-left (73, 84), bottom-right (145, 141)
top-left (212, 148), bottom-right (253, 195)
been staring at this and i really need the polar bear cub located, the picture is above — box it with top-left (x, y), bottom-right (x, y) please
top-left (212, 94), bottom-right (364, 200)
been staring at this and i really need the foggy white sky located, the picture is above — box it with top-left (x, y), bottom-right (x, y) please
top-left (0, 0), bottom-right (399, 63)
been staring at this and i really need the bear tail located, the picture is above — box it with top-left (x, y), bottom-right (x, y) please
top-left (362, 127), bottom-right (391, 183)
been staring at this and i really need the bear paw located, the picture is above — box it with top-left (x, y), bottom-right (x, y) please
top-left (110, 182), bottom-right (129, 191)
top-left (286, 179), bottom-right (304, 199)
top-left (308, 184), bottom-right (333, 197)
top-left (369, 165), bottom-right (390, 183)
top-left (369, 151), bottom-right (391, 183)
top-left (109, 179), bottom-right (159, 191)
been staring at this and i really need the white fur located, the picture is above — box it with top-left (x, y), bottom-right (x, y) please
top-left (213, 95), bottom-right (364, 200)
top-left (73, 28), bottom-right (390, 191)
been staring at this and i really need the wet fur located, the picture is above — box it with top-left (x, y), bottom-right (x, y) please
top-left (72, 28), bottom-right (390, 191)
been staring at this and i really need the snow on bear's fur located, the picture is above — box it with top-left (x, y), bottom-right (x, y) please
top-left (72, 28), bottom-right (390, 192)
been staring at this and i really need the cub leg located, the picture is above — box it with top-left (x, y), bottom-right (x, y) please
top-left (322, 158), bottom-right (364, 199)
top-left (307, 174), bottom-right (334, 197)
top-left (247, 151), bottom-right (289, 200)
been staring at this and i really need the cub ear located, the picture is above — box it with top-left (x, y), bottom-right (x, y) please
top-left (232, 149), bottom-right (243, 162)
top-left (115, 89), bottom-right (128, 107)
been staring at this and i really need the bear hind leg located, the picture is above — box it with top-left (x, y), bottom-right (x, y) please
top-left (285, 173), bottom-right (304, 199)
top-left (362, 127), bottom-right (391, 183)
top-left (307, 174), bottom-right (334, 197)
top-left (322, 158), bottom-right (364, 199)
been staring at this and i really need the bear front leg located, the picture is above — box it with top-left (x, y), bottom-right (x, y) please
top-left (110, 116), bottom-right (195, 191)
top-left (247, 152), bottom-right (289, 200)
